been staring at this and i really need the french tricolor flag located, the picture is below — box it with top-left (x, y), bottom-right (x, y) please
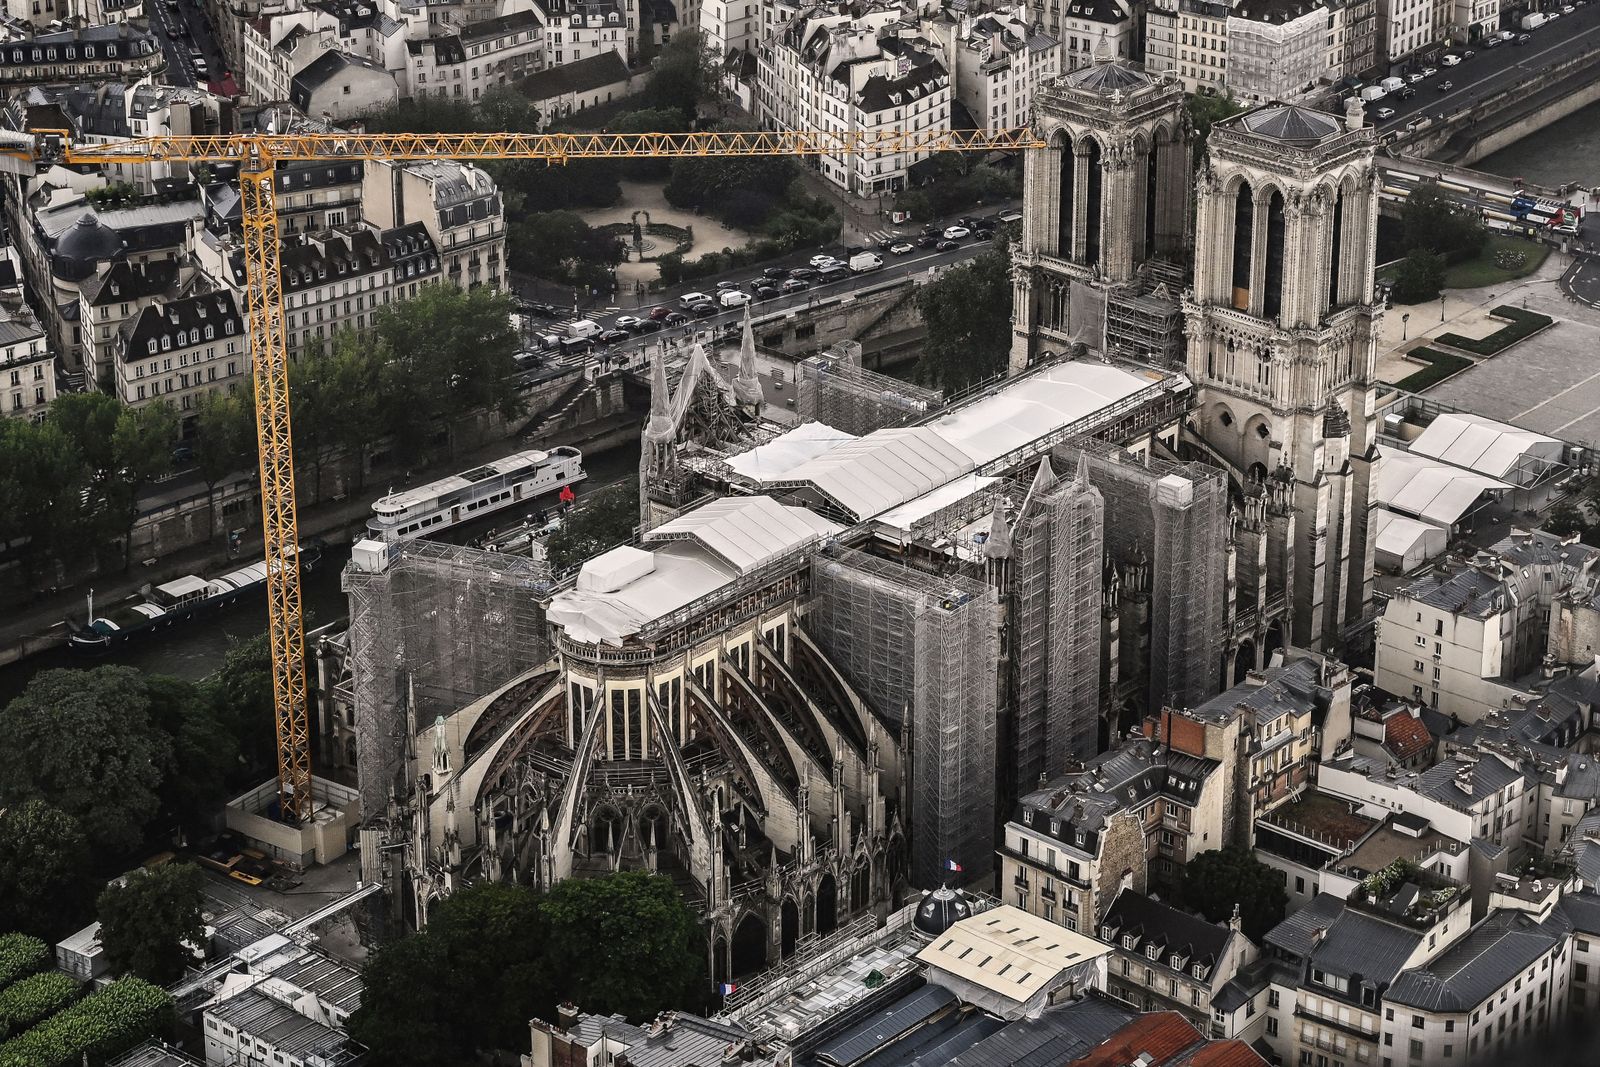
top-left (944, 859), bottom-right (964, 873)
top-left (719, 982), bottom-right (738, 996)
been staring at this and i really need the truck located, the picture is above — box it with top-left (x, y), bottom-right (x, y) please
top-left (1521, 12), bottom-right (1546, 29)
top-left (849, 252), bottom-right (883, 273)
top-left (1359, 85), bottom-right (1388, 103)
top-left (567, 318), bottom-right (601, 339)
top-left (1379, 76), bottom-right (1405, 93)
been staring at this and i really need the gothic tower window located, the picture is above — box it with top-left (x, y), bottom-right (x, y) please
top-left (1264, 191), bottom-right (1287, 322)
top-left (1083, 139), bottom-right (1104, 268)
top-left (1057, 135), bottom-right (1075, 258)
top-left (1327, 189), bottom-right (1346, 311)
top-left (1144, 142), bottom-right (1159, 257)
top-left (1231, 182), bottom-right (1254, 309)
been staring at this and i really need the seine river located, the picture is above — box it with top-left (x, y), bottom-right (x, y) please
top-left (1477, 100), bottom-right (1600, 187)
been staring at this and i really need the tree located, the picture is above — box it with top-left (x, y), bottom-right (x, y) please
top-left (1544, 501), bottom-right (1590, 540)
top-left (1401, 181), bottom-right (1487, 260)
top-left (107, 403), bottom-right (178, 567)
top-left (540, 871), bottom-right (704, 1022)
top-left (913, 236), bottom-right (1013, 394)
top-left (1186, 92), bottom-right (1246, 168)
top-left (95, 863), bottom-right (205, 984)
top-left (1391, 248), bottom-right (1446, 305)
top-left (0, 418), bottom-right (88, 586)
top-left (643, 29), bottom-right (718, 121)
top-left (351, 883), bottom-right (552, 1065)
top-left (511, 211), bottom-right (626, 285)
top-left (0, 666), bottom-right (169, 854)
top-left (545, 479), bottom-right (639, 573)
top-left (321, 330), bottom-right (386, 493)
top-left (192, 391), bottom-right (254, 539)
top-left (144, 674), bottom-right (237, 830)
top-left (374, 283), bottom-right (524, 460)
top-left (201, 634), bottom-right (278, 783)
top-left (1179, 847), bottom-right (1287, 940)
top-left (0, 801), bottom-right (91, 940)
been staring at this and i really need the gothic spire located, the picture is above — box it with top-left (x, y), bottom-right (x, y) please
top-left (733, 304), bottom-right (763, 407)
top-left (645, 351), bottom-right (674, 439)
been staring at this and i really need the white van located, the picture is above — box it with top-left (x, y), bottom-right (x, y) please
top-left (679, 292), bottom-right (713, 310)
top-left (568, 319), bottom-right (602, 339)
top-left (720, 290), bottom-right (751, 308)
top-left (1380, 76), bottom-right (1405, 93)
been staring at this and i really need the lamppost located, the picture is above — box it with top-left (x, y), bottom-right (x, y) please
top-left (1402, 312), bottom-right (1410, 340)
top-left (1439, 293), bottom-right (1447, 322)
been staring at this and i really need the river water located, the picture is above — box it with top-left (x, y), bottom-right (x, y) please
top-left (1477, 99), bottom-right (1600, 188)
top-left (0, 441), bottom-right (641, 706)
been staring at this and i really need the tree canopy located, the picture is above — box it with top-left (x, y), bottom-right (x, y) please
top-left (351, 873), bottom-right (703, 1065)
top-left (95, 863), bottom-right (206, 984)
top-left (545, 479), bottom-right (639, 573)
top-left (0, 666), bottom-right (170, 854)
top-left (0, 802), bottom-right (91, 941)
top-left (1179, 846), bottom-right (1287, 940)
top-left (1185, 92), bottom-right (1246, 167)
top-left (1400, 182), bottom-right (1487, 261)
top-left (912, 237), bottom-right (1014, 394)
top-left (1391, 248), bottom-right (1446, 305)
top-left (510, 211), bottom-right (626, 289)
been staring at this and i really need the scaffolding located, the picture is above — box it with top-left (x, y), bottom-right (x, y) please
top-left (1060, 439), bottom-right (1226, 716)
top-left (807, 547), bottom-right (999, 887)
top-left (795, 345), bottom-right (940, 438)
top-left (1105, 268), bottom-right (1185, 369)
top-left (343, 539), bottom-right (552, 817)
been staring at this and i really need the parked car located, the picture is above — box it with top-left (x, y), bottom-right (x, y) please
top-left (915, 233), bottom-right (938, 248)
top-left (1420, 66), bottom-right (1438, 78)
top-left (648, 306), bottom-right (673, 321)
top-left (638, 318), bottom-right (664, 333)
top-left (809, 254), bottom-right (839, 268)
top-left (689, 300), bottom-right (717, 317)
top-left (935, 239), bottom-right (959, 252)
top-left (679, 292), bottom-right (713, 309)
top-left (753, 285), bottom-right (780, 300)
top-left (788, 266), bottom-right (817, 279)
top-left (1515, 33), bottom-right (1531, 43)
top-left (1398, 85), bottom-right (1416, 99)
top-left (1407, 71), bottom-right (1424, 82)
top-left (1462, 48), bottom-right (1476, 57)
top-left (889, 241), bottom-right (914, 255)
top-left (664, 311), bottom-right (689, 326)
top-left (715, 280), bottom-right (741, 291)
top-left (943, 225), bottom-right (971, 240)
top-left (1375, 106), bottom-right (1396, 120)
top-left (762, 266), bottom-right (788, 279)
top-left (1441, 54), bottom-right (1461, 66)
top-left (816, 264), bottom-right (849, 283)
top-left (598, 329), bottom-right (630, 344)
top-left (614, 315), bottom-right (642, 330)
top-left (720, 290), bottom-right (752, 308)
top-left (973, 228), bottom-right (995, 242)
top-left (1437, 79), bottom-right (1454, 92)
top-left (780, 279), bottom-right (809, 294)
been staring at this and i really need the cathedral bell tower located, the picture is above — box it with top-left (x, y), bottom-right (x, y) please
top-left (1183, 100), bottom-right (1381, 649)
top-left (1011, 59), bottom-right (1192, 373)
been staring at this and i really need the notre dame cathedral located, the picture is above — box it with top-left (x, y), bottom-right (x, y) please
top-left (1011, 63), bottom-right (1381, 652)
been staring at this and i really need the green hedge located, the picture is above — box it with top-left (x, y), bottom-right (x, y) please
top-left (0, 977), bottom-right (173, 1067)
top-left (1436, 305), bottom-right (1553, 356)
top-left (1388, 347), bottom-right (1472, 393)
top-left (0, 937), bottom-right (49, 994)
top-left (0, 973), bottom-right (79, 1039)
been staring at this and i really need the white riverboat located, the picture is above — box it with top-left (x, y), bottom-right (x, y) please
top-left (366, 446), bottom-right (586, 542)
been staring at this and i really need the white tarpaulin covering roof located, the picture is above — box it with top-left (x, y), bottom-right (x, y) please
top-left (874, 473), bottom-right (1000, 534)
top-left (1410, 412), bottom-right (1562, 484)
top-left (1374, 509), bottom-right (1450, 572)
top-left (725, 421), bottom-right (857, 483)
top-left (645, 494), bottom-right (840, 573)
top-left (916, 904), bottom-right (1109, 1014)
top-left (1377, 445), bottom-right (1510, 527)
top-left (928, 360), bottom-right (1160, 467)
top-left (781, 425), bottom-right (976, 519)
top-left (548, 496), bottom-right (842, 646)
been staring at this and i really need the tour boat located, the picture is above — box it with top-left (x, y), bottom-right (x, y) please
top-left (365, 446), bottom-right (586, 543)
top-left (68, 541), bottom-right (324, 651)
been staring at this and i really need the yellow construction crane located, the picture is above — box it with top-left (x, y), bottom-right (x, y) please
top-left (3, 125), bottom-right (1043, 823)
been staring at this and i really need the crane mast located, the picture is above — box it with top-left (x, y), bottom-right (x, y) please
top-left (11, 124), bottom-right (1044, 824)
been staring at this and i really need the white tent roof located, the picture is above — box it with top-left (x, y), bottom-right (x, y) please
top-left (874, 473), bottom-right (1000, 534)
top-left (1376, 445), bottom-right (1510, 527)
top-left (929, 360), bottom-right (1160, 467)
top-left (548, 496), bottom-right (842, 646)
top-left (645, 494), bottom-right (841, 573)
top-left (725, 421), bottom-right (857, 483)
top-left (1374, 509), bottom-right (1449, 564)
top-left (1410, 412), bottom-right (1561, 482)
top-left (916, 904), bottom-right (1109, 1007)
top-left (780, 425), bottom-right (976, 519)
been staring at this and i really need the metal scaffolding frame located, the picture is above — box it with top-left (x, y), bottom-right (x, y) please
top-left (1060, 438), bottom-right (1226, 716)
top-left (795, 348), bottom-right (940, 437)
top-left (343, 539), bottom-right (552, 817)
top-left (807, 547), bottom-right (999, 887)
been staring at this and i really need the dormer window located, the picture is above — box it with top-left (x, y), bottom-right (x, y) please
top-left (1123, 935), bottom-right (1136, 950)
top-left (1146, 944), bottom-right (1158, 960)
top-left (109, 283), bottom-right (118, 296)
top-left (1171, 954), bottom-right (1182, 968)
top-left (1192, 964), bottom-right (1206, 980)
top-left (146, 338), bottom-right (156, 354)
top-left (160, 335), bottom-right (170, 351)
top-left (204, 325), bottom-right (214, 341)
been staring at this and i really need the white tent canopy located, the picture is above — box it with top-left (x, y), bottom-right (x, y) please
top-left (1376, 445), bottom-right (1510, 528)
top-left (1374, 510), bottom-right (1450, 573)
top-left (1410, 412), bottom-right (1563, 486)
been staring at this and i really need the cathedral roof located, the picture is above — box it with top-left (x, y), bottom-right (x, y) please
top-left (1062, 59), bottom-right (1151, 94)
top-left (1235, 104), bottom-right (1343, 144)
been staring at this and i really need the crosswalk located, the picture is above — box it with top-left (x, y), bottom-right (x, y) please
top-left (864, 229), bottom-right (907, 245)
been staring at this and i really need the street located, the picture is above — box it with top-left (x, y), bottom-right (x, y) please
top-left (147, 0), bottom-right (228, 90)
top-left (1374, 3), bottom-right (1600, 131)
top-left (514, 202), bottom-right (1014, 373)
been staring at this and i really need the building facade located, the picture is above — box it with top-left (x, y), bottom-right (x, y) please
top-left (112, 290), bottom-right (245, 431)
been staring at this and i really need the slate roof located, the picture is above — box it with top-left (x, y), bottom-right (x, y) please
top-left (1413, 754), bottom-right (1522, 809)
top-left (1557, 889), bottom-right (1600, 933)
top-left (517, 51), bottom-right (631, 99)
top-left (854, 52), bottom-right (948, 114)
top-left (816, 984), bottom-right (957, 1067)
top-left (1571, 812), bottom-right (1600, 889)
top-left (459, 9), bottom-right (542, 41)
top-left (1309, 907), bottom-right (1423, 986)
top-left (1189, 656), bottom-right (1325, 726)
top-left (118, 291), bottom-right (240, 362)
top-left (1386, 909), bottom-right (1564, 1012)
top-left (1063, 60), bottom-right (1150, 93)
top-left (1053, 0), bottom-right (1129, 24)
top-left (80, 259), bottom-right (182, 307)
top-left (1235, 104), bottom-right (1342, 143)
top-left (1261, 893), bottom-right (1346, 958)
top-left (944, 995), bottom-right (1135, 1067)
top-left (1100, 889), bottom-right (1235, 983)
top-left (291, 49), bottom-right (391, 95)
top-left (1016, 741), bottom-right (1216, 856)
